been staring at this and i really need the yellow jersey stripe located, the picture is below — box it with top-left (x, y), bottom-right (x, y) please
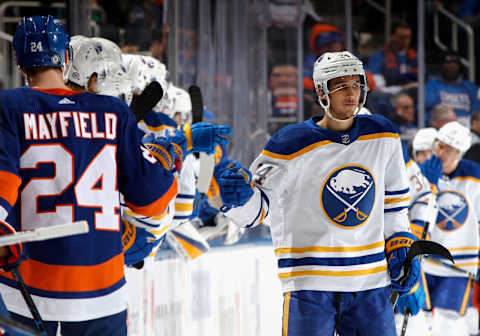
top-left (384, 196), bottom-right (411, 205)
top-left (261, 140), bottom-right (332, 160)
top-left (453, 176), bottom-right (480, 184)
top-left (357, 132), bottom-right (399, 141)
top-left (278, 265), bottom-right (387, 278)
top-left (406, 159), bottom-right (413, 168)
top-left (449, 247), bottom-right (480, 252)
top-left (275, 241), bottom-right (384, 255)
top-left (150, 224), bottom-right (171, 236)
top-left (145, 124), bottom-right (175, 133)
top-left (175, 203), bottom-right (194, 212)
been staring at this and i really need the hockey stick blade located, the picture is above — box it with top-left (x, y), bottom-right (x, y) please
top-left (131, 81), bottom-right (164, 122)
top-left (189, 85), bottom-right (203, 124)
top-left (390, 240), bottom-right (453, 307)
top-left (0, 221), bottom-right (89, 247)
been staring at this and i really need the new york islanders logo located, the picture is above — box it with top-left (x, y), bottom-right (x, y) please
top-left (436, 190), bottom-right (469, 231)
top-left (320, 165), bottom-right (376, 229)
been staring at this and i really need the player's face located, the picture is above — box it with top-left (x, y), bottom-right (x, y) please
top-left (415, 149), bottom-right (432, 164)
top-left (433, 140), bottom-right (461, 173)
top-left (327, 75), bottom-right (362, 120)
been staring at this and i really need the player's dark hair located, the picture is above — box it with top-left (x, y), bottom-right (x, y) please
top-left (23, 66), bottom-right (51, 77)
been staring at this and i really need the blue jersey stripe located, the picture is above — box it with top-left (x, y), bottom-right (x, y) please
top-left (384, 206), bottom-right (409, 213)
top-left (385, 188), bottom-right (409, 196)
top-left (277, 252), bottom-right (385, 268)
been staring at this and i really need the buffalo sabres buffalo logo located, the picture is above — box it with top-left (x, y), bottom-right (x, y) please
top-left (436, 191), bottom-right (469, 231)
top-left (320, 165), bottom-right (376, 229)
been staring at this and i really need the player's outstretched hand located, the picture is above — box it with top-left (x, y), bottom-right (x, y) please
top-left (121, 219), bottom-right (160, 267)
top-left (385, 232), bottom-right (420, 294)
top-left (0, 221), bottom-right (23, 271)
top-left (215, 159), bottom-right (254, 212)
top-left (183, 122), bottom-right (232, 154)
top-left (395, 280), bottom-right (426, 315)
top-left (142, 131), bottom-right (186, 173)
top-left (419, 155), bottom-right (443, 185)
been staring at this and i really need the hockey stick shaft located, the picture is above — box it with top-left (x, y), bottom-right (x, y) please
top-left (0, 221), bottom-right (89, 247)
top-left (424, 256), bottom-right (479, 282)
top-left (11, 268), bottom-right (49, 335)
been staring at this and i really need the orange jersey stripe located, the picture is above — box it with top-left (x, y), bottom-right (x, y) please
top-left (0, 171), bottom-right (21, 206)
top-left (0, 253), bottom-right (124, 292)
top-left (125, 178), bottom-right (178, 217)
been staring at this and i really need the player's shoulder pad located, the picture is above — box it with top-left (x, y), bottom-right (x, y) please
top-left (355, 114), bottom-right (400, 136)
top-left (451, 159), bottom-right (480, 181)
top-left (264, 120), bottom-right (326, 156)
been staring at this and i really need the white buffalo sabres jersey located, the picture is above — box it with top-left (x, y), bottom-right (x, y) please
top-left (423, 159), bottom-right (480, 277)
top-left (226, 115), bottom-right (411, 293)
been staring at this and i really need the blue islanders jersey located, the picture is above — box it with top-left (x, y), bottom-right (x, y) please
top-left (425, 77), bottom-right (480, 127)
top-left (226, 114), bottom-right (411, 293)
top-left (0, 87), bottom-right (177, 321)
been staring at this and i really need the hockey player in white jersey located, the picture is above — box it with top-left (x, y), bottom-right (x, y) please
top-left (215, 51), bottom-right (420, 335)
top-left (418, 121), bottom-right (480, 336)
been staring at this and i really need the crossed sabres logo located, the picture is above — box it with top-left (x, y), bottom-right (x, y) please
top-left (436, 190), bottom-right (469, 231)
top-left (321, 165), bottom-right (376, 229)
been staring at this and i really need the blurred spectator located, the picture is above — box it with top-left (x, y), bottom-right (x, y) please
top-left (269, 64), bottom-right (298, 117)
top-left (0, 79), bottom-right (3, 91)
top-left (425, 51), bottom-right (480, 127)
top-left (463, 109), bottom-right (480, 163)
top-left (367, 20), bottom-right (418, 95)
top-left (390, 92), bottom-right (417, 137)
top-left (429, 104), bottom-right (457, 129)
top-left (121, 5), bottom-right (151, 52)
top-left (148, 28), bottom-right (167, 63)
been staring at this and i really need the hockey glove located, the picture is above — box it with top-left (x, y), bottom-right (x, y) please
top-left (121, 219), bottom-right (161, 267)
top-left (182, 122), bottom-right (232, 154)
top-left (395, 280), bottom-right (426, 315)
top-left (409, 220), bottom-right (430, 240)
top-left (0, 221), bottom-right (23, 271)
top-left (216, 160), bottom-right (254, 212)
top-left (385, 231), bottom-right (420, 294)
top-left (419, 155), bottom-right (443, 185)
top-left (142, 131), bottom-right (186, 173)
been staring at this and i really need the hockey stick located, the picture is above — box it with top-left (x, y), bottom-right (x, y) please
top-left (390, 240), bottom-right (453, 308)
top-left (0, 221), bottom-right (89, 247)
top-left (189, 85), bottom-right (216, 193)
top-left (131, 81), bottom-right (164, 122)
top-left (423, 256), bottom-right (479, 282)
top-left (10, 268), bottom-right (49, 335)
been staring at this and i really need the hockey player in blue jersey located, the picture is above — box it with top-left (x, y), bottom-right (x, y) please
top-left (0, 15), bottom-right (181, 335)
top-left (214, 51), bottom-right (420, 335)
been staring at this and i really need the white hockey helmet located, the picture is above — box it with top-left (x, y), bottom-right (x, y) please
top-left (90, 37), bottom-right (123, 67)
top-left (413, 128), bottom-right (437, 152)
top-left (64, 36), bottom-right (107, 90)
top-left (97, 64), bottom-right (134, 105)
top-left (122, 54), bottom-right (152, 96)
top-left (157, 85), bottom-right (192, 123)
top-left (436, 121), bottom-right (471, 153)
top-left (313, 51), bottom-right (368, 120)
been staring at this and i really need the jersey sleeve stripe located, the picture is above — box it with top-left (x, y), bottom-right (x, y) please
top-left (125, 178), bottom-right (178, 216)
top-left (275, 241), bottom-right (385, 254)
top-left (177, 194), bottom-right (195, 199)
top-left (0, 253), bottom-right (124, 292)
top-left (174, 203), bottom-right (194, 212)
top-left (385, 188), bottom-right (409, 195)
top-left (0, 171), bottom-right (21, 206)
top-left (384, 196), bottom-right (411, 205)
top-left (261, 140), bottom-right (332, 160)
top-left (405, 159), bottom-right (414, 168)
top-left (278, 252), bottom-right (385, 268)
top-left (278, 264), bottom-right (387, 279)
top-left (453, 176), bottom-right (480, 184)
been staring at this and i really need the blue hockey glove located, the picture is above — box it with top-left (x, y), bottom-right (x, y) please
top-left (395, 280), bottom-right (426, 315)
top-left (419, 155), bottom-right (443, 185)
top-left (216, 159), bottom-right (254, 212)
top-left (142, 131), bottom-right (186, 172)
top-left (0, 221), bottom-right (23, 271)
top-left (385, 231), bottom-right (421, 294)
top-left (182, 122), bottom-right (232, 154)
top-left (121, 219), bottom-right (160, 267)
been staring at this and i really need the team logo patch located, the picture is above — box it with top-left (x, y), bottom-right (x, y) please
top-left (320, 165), bottom-right (375, 229)
top-left (436, 190), bottom-right (469, 231)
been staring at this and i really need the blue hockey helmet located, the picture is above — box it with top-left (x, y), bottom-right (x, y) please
top-left (13, 15), bottom-right (70, 69)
